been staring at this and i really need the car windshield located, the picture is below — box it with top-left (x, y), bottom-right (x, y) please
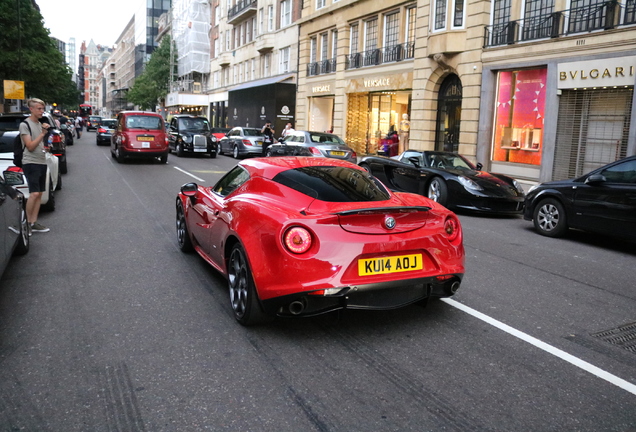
top-left (101, 119), bottom-right (117, 128)
top-left (0, 116), bottom-right (25, 131)
top-left (178, 117), bottom-right (210, 131)
top-left (126, 115), bottom-right (162, 130)
top-left (272, 166), bottom-right (391, 202)
top-left (426, 153), bottom-right (475, 170)
top-left (308, 133), bottom-right (345, 145)
top-left (243, 128), bottom-right (263, 137)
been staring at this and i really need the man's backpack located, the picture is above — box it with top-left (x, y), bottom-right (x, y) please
top-left (13, 121), bottom-right (32, 168)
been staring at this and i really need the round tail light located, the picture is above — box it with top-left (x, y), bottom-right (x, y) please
top-left (309, 147), bottom-right (322, 155)
top-left (444, 216), bottom-right (460, 242)
top-left (283, 227), bottom-right (312, 254)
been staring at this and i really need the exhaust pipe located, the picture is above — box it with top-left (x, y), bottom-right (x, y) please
top-left (450, 281), bottom-right (461, 294)
top-left (289, 300), bottom-right (306, 315)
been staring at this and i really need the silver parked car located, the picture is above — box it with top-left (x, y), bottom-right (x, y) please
top-left (268, 131), bottom-right (357, 164)
top-left (218, 127), bottom-right (265, 159)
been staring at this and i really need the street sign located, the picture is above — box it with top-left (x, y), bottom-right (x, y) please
top-left (3, 80), bottom-right (25, 99)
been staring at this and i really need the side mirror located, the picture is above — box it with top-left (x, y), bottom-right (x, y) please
top-left (278, 137), bottom-right (284, 143)
top-left (476, 162), bottom-right (483, 171)
top-left (3, 170), bottom-right (25, 186)
top-left (407, 156), bottom-right (421, 168)
top-left (585, 174), bottom-right (606, 185)
top-left (180, 182), bottom-right (198, 197)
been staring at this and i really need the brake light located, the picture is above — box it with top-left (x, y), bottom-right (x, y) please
top-left (98, 127), bottom-right (107, 133)
top-left (242, 139), bottom-right (252, 146)
top-left (7, 166), bottom-right (22, 173)
top-left (283, 227), bottom-right (312, 254)
top-left (165, 135), bottom-right (169, 145)
top-left (52, 134), bottom-right (61, 143)
top-left (351, 151), bottom-right (357, 159)
top-left (309, 147), bottom-right (321, 155)
top-left (443, 216), bottom-right (461, 243)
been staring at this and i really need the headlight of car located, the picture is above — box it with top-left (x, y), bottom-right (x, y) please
top-left (210, 136), bottom-right (217, 142)
top-left (513, 179), bottom-right (524, 194)
top-left (182, 135), bottom-right (192, 144)
top-left (458, 176), bottom-right (483, 191)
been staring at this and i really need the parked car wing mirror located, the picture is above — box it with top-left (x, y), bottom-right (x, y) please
top-left (585, 174), bottom-right (606, 185)
top-left (408, 156), bottom-right (421, 168)
top-left (476, 162), bottom-right (483, 171)
top-left (181, 182), bottom-right (198, 197)
top-left (3, 170), bottom-right (25, 186)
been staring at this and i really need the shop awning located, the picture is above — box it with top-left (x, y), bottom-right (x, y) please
top-left (229, 74), bottom-right (295, 92)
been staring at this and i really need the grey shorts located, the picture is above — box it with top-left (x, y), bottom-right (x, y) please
top-left (22, 163), bottom-right (47, 193)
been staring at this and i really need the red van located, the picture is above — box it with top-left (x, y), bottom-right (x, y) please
top-left (111, 111), bottom-right (169, 163)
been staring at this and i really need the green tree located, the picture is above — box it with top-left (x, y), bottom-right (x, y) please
top-left (127, 36), bottom-right (173, 111)
top-left (0, 0), bottom-right (79, 108)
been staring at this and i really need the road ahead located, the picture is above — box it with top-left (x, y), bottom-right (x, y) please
top-left (1, 132), bottom-right (635, 431)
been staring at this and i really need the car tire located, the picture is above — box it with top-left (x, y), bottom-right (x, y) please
top-left (176, 201), bottom-right (194, 253)
top-left (41, 177), bottom-right (55, 212)
top-left (232, 145), bottom-right (240, 159)
top-left (115, 146), bottom-right (125, 163)
top-left (55, 172), bottom-right (62, 191)
top-left (218, 144), bottom-right (224, 155)
top-left (176, 143), bottom-right (184, 157)
top-left (533, 198), bottom-right (568, 237)
top-left (427, 177), bottom-right (448, 206)
top-left (60, 159), bottom-right (67, 175)
top-left (228, 243), bottom-right (272, 326)
top-left (359, 163), bottom-right (371, 172)
top-left (210, 151), bottom-right (217, 159)
top-left (160, 153), bottom-right (168, 164)
top-left (14, 204), bottom-right (29, 256)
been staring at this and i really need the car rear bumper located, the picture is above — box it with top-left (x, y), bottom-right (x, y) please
top-left (121, 148), bottom-right (169, 158)
top-left (260, 274), bottom-right (463, 317)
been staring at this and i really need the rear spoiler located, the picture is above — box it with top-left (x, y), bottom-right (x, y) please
top-left (335, 206), bottom-right (431, 216)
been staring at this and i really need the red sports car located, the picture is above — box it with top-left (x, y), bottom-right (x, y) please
top-left (176, 157), bottom-right (465, 325)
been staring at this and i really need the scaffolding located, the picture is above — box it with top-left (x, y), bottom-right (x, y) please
top-left (172, 0), bottom-right (211, 77)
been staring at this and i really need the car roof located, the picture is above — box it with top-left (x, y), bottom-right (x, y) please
top-left (119, 111), bottom-right (163, 116)
top-left (238, 156), bottom-right (362, 180)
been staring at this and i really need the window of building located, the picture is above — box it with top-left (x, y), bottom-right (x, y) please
top-left (233, 65), bottom-right (238, 84)
top-left (259, 8), bottom-right (264, 33)
top-left (350, 24), bottom-right (359, 53)
top-left (281, 0), bottom-right (292, 27)
top-left (263, 52), bottom-right (271, 76)
top-left (406, 7), bottom-right (416, 42)
top-left (364, 18), bottom-right (378, 51)
top-left (492, 68), bottom-right (547, 166)
top-left (492, 0), bottom-right (511, 26)
top-left (268, 5), bottom-right (274, 31)
top-left (310, 37), bottom-right (317, 63)
top-left (331, 30), bottom-right (338, 59)
top-left (214, 71), bottom-right (220, 88)
top-left (215, 6), bottom-right (220, 25)
top-left (280, 46), bottom-right (290, 73)
top-left (453, 0), bottom-right (465, 27)
top-left (251, 58), bottom-right (256, 79)
top-left (434, 0), bottom-right (447, 30)
top-left (214, 38), bottom-right (220, 57)
top-left (252, 17), bottom-right (257, 39)
top-left (384, 12), bottom-right (399, 47)
top-left (320, 33), bottom-right (328, 60)
top-left (245, 60), bottom-right (250, 81)
top-left (226, 30), bottom-right (231, 50)
top-left (317, 0), bottom-right (326, 10)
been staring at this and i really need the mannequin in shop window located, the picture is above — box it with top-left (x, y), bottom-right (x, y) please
top-left (399, 113), bottom-right (410, 154)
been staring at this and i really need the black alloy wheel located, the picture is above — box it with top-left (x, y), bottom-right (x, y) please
top-left (14, 203), bottom-right (29, 256)
top-left (228, 244), bottom-right (271, 326)
top-left (176, 201), bottom-right (194, 252)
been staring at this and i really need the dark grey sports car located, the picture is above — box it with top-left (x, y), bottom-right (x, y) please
top-left (359, 150), bottom-right (525, 214)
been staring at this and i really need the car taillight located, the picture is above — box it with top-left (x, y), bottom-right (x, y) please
top-left (7, 166), bottom-right (22, 173)
top-left (242, 139), bottom-right (252, 146)
top-left (443, 216), bottom-right (461, 243)
top-left (351, 151), bottom-right (357, 159)
top-left (165, 135), bottom-right (169, 145)
top-left (52, 134), bottom-right (61, 143)
top-left (283, 227), bottom-right (312, 254)
top-left (121, 135), bottom-right (128, 144)
top-left (308, 147), bottom-right (321, 155)
top-left (98, 127), bottom-right (107, 133)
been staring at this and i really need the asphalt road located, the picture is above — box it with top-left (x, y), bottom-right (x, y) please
top-left (1, 132), bottom-right (635, 431)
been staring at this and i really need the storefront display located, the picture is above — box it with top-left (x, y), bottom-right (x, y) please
top-left (492, 68), bottom-right (546, 165)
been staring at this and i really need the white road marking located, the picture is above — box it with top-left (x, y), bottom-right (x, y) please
top-left (174, 166), bottom-right (206, 182)
top-left (442, 298), bottom-right (636, 396)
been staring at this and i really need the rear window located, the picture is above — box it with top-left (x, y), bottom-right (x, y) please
top-left (272, 166), bottom-right (390, 202)
top-left (101, 119), bottom-right (117, 128)
top-left (308, 133), bottom-right (344, 145)
top-left (126, 115), bottom-right (163, 130)
top-left (243, 128), bottom-right (263, 136)
top-left (0, 116), bottom-right (26, 131)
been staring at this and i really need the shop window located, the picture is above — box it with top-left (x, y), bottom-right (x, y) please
top-left (492, 68), bottom-right (546, 166)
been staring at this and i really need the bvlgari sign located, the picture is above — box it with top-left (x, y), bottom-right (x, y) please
top-left (558, 56), bottom-right (636, 89)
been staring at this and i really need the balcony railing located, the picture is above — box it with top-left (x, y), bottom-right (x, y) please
top-left (484, 0), bottom-right (634, 48)
top-left (227, 0), bottom-right (257, 24)
top-left (307, 58), bottom-right (337, 76)
top-left (344, 42), bottom-right (415, 70)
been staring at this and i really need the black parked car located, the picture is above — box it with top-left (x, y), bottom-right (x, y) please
top-left (0, 113), bottom-right (67, 174)
top-left (96, 119), bottom-right (117, 145)
top-left (167, 115), bottom-right (217, 157)
top-left (360, 150), bottom-right (525, 214)
top-left (0, 170), bottom-right (29, 278)
top-left (523, 155), bottom-right (636, 241)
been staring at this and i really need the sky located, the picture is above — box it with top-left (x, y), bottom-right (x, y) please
top-left (39, 0), bottom-right (142, 47)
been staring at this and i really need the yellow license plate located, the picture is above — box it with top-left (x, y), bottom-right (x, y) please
top-left (137, 136), bottom-right (154, 141)
top-left (358, 254), bottom-right (423, 276)
top-left (330, 151), bottom-right (345, 156)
